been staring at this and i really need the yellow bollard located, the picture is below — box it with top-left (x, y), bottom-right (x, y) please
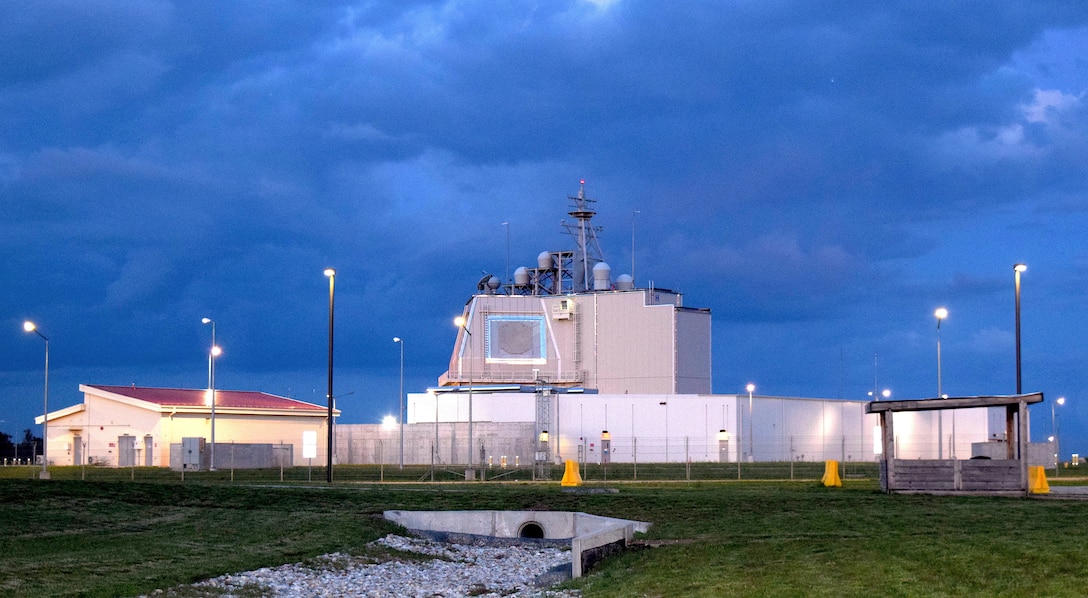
top-left (561, 459), bottom-right (583, 486)
top-left (1028, 465), bottom-right (1050, 494)
top-left (821, 460), bottom-right (842, 487)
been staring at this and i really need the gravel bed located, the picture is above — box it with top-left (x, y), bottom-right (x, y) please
top-left (148, 534), bottom-right (579, 597)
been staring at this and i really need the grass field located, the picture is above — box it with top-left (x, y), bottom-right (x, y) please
top-left (1, 469), bottom-right (1087, 597)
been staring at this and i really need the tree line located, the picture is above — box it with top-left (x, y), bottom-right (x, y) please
top-left (0, 429), bottom-right (44, 461)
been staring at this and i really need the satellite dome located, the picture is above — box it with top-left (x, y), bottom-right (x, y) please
top-left (514, 266), bottom-right (530, 286)
top-left (487, 276), bottom-right (501, 290)
top-left (593, 261), bottom-right (612, 290)
top-left (537, 251), bottom-right (553, 270)
top-left (615, 274), bottom-right (634, 290)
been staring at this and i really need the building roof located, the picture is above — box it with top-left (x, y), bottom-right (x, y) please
top-left (84, 385), bottom-right (328, 412)
top-left (865, 393), bottom-right (1044, 413)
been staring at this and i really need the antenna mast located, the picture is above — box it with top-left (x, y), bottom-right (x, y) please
top-left (561, 179), bottom-right (605, 291)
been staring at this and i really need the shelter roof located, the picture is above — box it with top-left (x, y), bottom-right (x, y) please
top-left (866, 393), bottom-right (1044, 414)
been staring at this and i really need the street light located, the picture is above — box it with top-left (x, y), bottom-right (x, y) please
top-left (454, 315), bottom-right (473, 469)
top-left (1053, 396), bottom-right (1066, 477)
top-left (1014, 263), bottom-right (1027, 394)
top-left (393, 337), bottom-right (404, 469)
top-left (201, 318), bottom-right (221, 471)
top-left (935, 308), bottom-right (948, 459)
top-left (324, 267), bottom-right (336, 483)
top-left (746, 383), bottom-right (755, 462)
top-left (935, 308), bottom-right (947, 397)
top-left (429, 389), bottom-right (438, 482)
top-left (22, 321), bottom-right (49, 480)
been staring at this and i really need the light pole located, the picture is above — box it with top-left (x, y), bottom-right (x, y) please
top-left (394, 337), bottom-right (404, 469)
top-left (22, 321), bottom-right (49, 480)
top-left (631, 209), bottom-right (640, 284)
top-left (502, 221), bottom-right (510, 287)
top-left (1052, 396), bottom-right (1065, 477)
top-left (454, 316), bottom-right (473, 469)
top-left (935, 308), bottom-right (947, 459)
top-left (746, 383), bottom-right (755, 462)
top-left (324, 268), bottom-right (336, 483)
top-left (431, 389), bottom-right (438, 480)
top-left (201, 318), bottom-right (221, 470)
top-left (1014, 263), bottom-right (1026, 394)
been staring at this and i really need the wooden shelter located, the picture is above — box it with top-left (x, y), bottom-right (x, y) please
top-left (866, 393), bottom-right (1044, 495)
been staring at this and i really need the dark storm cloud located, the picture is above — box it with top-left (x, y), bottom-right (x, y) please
top-left (3, 1), bottom-right (1087, 449)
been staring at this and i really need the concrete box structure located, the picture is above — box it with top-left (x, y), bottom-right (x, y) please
top-left (439, 290), bottom-right (711, 395)
top-left (384, 509), bottom-right (651, 578)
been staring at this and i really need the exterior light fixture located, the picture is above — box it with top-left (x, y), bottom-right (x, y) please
top-left (1013, 264), bottom-right (1027, 394)
top-left (394, 337), bottom-right (404, 469)
top-left (23, 321), bottom-right (49, 479)
top-left (324, 268), bottom-right (336, 482)
top-left (201, 317), bottom-right (220, 470)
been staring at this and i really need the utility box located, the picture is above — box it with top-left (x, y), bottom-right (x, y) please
top-left (182, 437), bottom-right (205, 470)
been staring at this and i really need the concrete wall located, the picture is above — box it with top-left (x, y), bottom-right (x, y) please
top-left (336, 422), bottom-right (536, 467)
top-left (168, 442), bottom-right (294, 470)
top-left (591, 292), bottom-right (680, 394)
top-left (675, 308), bottom-right (712, 394)
top-left (383, 509), bottom-right (651, 578)
top-left (397, 392), bottom-right (893, 464)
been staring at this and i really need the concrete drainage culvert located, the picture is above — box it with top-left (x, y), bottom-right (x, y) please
top-left (383, 510), bottom-right (651, 579)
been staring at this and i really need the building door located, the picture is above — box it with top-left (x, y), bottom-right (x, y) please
top-left (73, 435), bottom-right (82, 466)
top-left (144, 435), bottom-right (154, 466)
top-left (118, 435), bottom-right (136, 467)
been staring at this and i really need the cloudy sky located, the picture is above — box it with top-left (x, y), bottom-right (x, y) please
top-left (3, 2), bottom-right (1087, 454)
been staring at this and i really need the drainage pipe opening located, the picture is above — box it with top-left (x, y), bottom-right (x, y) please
top-left (519, 522), bottom-right (545, 539)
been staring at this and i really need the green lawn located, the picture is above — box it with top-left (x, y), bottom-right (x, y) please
top-left (1, 473), bottom-right (1086, 597)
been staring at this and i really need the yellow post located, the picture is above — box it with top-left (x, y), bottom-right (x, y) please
top-left (1028, 465), bottom-right (1050, 494)
top-left (821, 460), bottom-right (842, 487)
top-left (561, 459), bottom-right (583, 486)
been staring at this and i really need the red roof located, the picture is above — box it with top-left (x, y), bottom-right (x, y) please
top-left (87, 385), bottom-right (327, 412)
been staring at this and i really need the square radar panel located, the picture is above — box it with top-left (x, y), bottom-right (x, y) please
top-left (486, 315), bottom-right (547, 364)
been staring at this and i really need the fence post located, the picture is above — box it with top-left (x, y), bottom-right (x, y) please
top-left (790, 436), bottom-right (794, 480)
top-left (685, 437), bottom-right (690, 481)
top-left (841, 435), bottom-right (846, 480)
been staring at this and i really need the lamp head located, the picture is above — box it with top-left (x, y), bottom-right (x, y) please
top-left (1057, 396), bottom-right (1066, 406)
top-left (23, 321), bottom-right (36, 333)
top-left (454, 316), bottom-right (467, 328)
top-left (324, 268), bottom-right (336, 277)
top-left (210, 346), bottom-right (222, 357)
top-left (1014, 263), bottom-right (1027, 273)
top-left (393, 337), bottom-right (401, 343)
top-left (201, 317), bottom-right (212, 325)
top-left (935, 308), bottom-right (948, 320)
top-left (746, 383), bottom-right (755, 393)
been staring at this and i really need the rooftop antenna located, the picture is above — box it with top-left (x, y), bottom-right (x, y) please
top-left (502, 221), bottom-right (510, 290)
top-left (631, 209), bottom-right (640, 286)
top-left (561, 179), bottom-right (605, 291)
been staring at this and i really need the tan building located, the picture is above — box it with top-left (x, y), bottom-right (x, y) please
top-left (38, 385), bottom-right (334, 468)
top-left (440, 289), bottom-right (711, 394)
